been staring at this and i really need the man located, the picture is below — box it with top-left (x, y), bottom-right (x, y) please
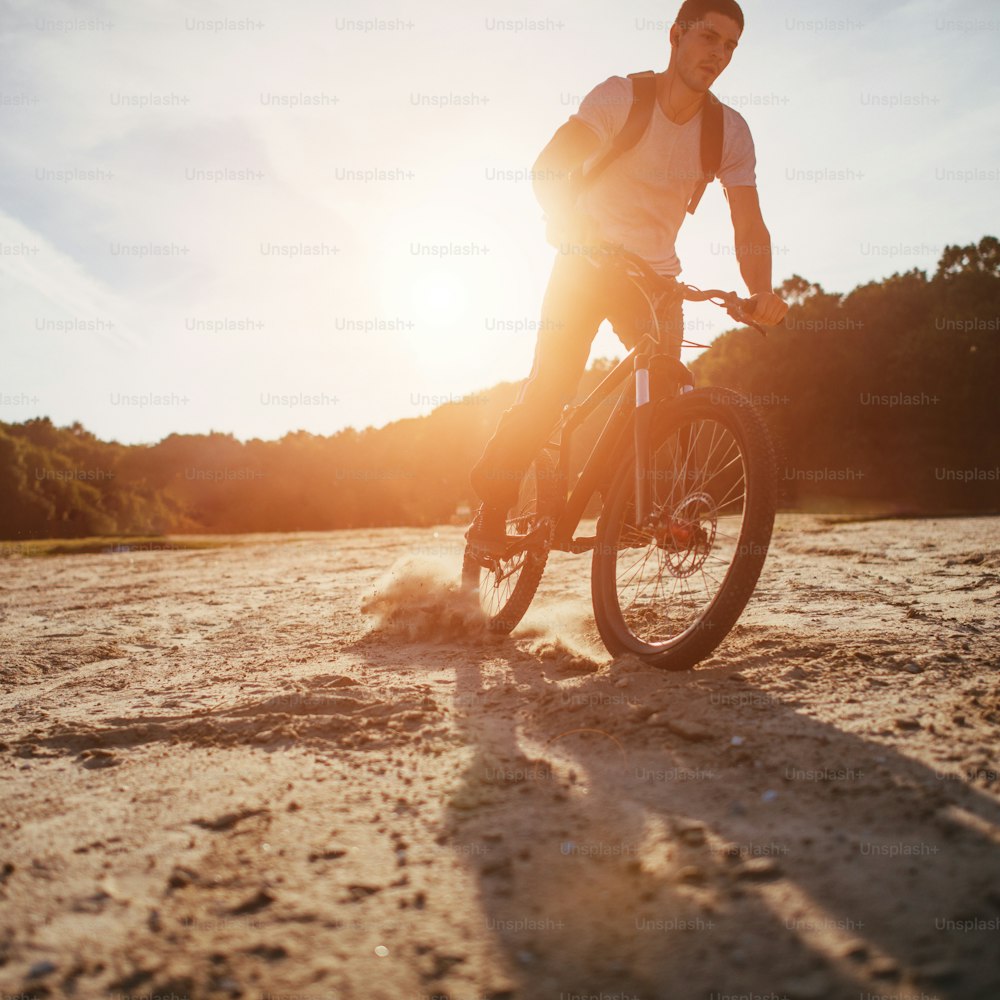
top-left (467, 0), bottom-right (788, 556)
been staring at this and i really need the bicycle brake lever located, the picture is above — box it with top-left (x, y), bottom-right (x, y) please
top-left (726, 301), bottom-right (768, 338)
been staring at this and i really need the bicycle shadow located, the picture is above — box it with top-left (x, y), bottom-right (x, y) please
top-left (437, 635), bottom-right (1000, 1000)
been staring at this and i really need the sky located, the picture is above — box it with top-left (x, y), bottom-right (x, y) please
top-left (1, 0), bottom-right (998, 445)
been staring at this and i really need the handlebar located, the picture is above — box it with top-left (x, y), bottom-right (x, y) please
top-left (681, 286), bottom-right (767, 338)
top-left (583, 241), bottom-right (768, 339)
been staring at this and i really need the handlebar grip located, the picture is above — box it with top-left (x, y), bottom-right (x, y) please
top-left (728, 300), bottom-right (767, 337)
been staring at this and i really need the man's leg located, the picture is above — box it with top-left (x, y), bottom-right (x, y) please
top-left (469, 252), bottom-right (611, 515)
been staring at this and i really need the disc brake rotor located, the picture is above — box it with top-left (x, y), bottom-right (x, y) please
top-left (653, 491), bottom-right (717, 577)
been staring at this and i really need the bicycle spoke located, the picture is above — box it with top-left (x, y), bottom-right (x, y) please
top-left (612, 415), bottom-right (752, 647)
top-left (619, 545), bottom-right (660, 608)
top-left (616, 538), bottom-right (658, 594)
top-left (695, 449), bottom-right (743, 500)
top-left (698, 442), bottom-right (742, 493)
top-left (691, 419), bottom-right (725, 492)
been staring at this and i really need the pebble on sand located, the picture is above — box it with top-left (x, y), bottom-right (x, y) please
top-left (733, 857), bottom-right (782, 880)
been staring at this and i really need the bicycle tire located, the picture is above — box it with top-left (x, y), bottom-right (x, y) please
top-left (591, 387), bottom-right (776, 670)
top-left (462, 450), bottom-right (559, 634)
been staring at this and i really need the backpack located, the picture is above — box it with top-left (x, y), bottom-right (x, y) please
top-left (572, 70), bottom-right (725, 215)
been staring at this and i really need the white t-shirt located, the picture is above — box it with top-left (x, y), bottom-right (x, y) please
top-left (570, 74), bottom-right (757, 276)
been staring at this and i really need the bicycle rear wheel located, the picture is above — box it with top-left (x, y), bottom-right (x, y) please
top-left (462, 451), bottom-right (558, 634)
top-left (591, 387), bottom-right (776, 670)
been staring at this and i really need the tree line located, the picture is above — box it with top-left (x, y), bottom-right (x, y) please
top-left (1, 237), bottom-right (997, 540)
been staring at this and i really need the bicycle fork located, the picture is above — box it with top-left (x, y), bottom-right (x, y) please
top-left (633, 352), bottom-right (693, 531)
top-left (633, 352), bottom-right (652, 526)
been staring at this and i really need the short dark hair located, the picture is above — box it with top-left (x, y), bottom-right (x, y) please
top-left (675, 0), bottom-right (745, 33)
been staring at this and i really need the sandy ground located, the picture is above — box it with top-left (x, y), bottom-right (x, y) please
top-left (1, 514), bottom-right (999, 1000)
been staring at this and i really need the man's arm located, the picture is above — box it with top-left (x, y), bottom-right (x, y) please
top-left (725, 186), bottom-right (788, 326)
top-left (531, 120), bottom-right (602, 221)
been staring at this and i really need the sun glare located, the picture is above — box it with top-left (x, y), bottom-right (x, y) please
top-left (405, 267), bottom-right (470, 327)
top-left (372, 202), bottom-right (488, 335)
top-left (370, 196), bottom-right (542, 378)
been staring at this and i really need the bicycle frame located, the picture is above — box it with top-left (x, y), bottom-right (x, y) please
top-left (544, 266), bottom-right (691, 554)
top-left (545, 348), bottom-right (644, 553)
top-left (536, 243), bottom-right (763, 556)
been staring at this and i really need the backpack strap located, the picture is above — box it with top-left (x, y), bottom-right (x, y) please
top-left (686, 90), bottom-right (724, 214)
top-left (573, 70), bottom-right (657, 197)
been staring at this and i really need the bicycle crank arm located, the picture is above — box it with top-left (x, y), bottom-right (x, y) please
top-left (468, 519), bottom-right (552, 570)
top-left (559, 534), bottom-right (597, 554)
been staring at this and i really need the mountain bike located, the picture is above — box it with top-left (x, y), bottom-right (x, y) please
top-left (462, 243), bottom-right (777, 671)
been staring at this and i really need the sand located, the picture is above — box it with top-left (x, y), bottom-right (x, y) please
top-left (1, 515), bottom-right (998, 1000)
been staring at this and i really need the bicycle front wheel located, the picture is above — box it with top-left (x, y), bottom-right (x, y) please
top-left (591, 387), bottom-right (776, 670)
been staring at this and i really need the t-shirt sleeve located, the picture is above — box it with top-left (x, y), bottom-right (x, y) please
top-left (568, 75), bottom-right (632, 147)
top-left (717, 107), bottom-right (757, 189)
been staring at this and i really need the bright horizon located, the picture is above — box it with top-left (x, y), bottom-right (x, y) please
top-left (2, 0), bottom-right (997, 445)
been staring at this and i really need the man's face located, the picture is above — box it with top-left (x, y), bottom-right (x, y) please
top-left (671, 11), bottom-right (742, 91)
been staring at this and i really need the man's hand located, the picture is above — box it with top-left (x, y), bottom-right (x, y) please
top-left (746, 290), bottom-right (788, 327)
